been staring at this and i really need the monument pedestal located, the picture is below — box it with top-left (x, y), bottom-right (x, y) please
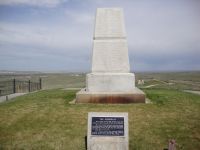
top-left (76, 88), bottom-right (145, 103)
top-left (87, 73), bottom-right (135, 92)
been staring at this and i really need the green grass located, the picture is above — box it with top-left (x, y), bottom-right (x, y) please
top-left (0, 89), bottom-right (199, 150)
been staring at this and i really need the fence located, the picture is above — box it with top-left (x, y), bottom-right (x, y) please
top-left (0, 78), bottom-right (42, 96)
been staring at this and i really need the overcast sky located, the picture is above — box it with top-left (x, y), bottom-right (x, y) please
top-left (0, 0), bottom-right (200, 72)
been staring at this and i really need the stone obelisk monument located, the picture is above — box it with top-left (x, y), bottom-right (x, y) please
top-left (76, 8), bottom-right (145, 103)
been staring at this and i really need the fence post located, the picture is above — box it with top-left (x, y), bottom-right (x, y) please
top-left (28, 80), bottom-right (31, 92)
top-left (39, 78), bottom-right (42, 90)
top-left (13, 78), bottom-right (16, 93)
top-left (168, 139), bottom-right (176, 150)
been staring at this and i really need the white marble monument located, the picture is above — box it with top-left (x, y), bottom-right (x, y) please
top-left (76, 8), bottom-right (145, 103)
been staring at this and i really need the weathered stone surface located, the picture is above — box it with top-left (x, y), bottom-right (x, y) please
top-left (87, 112), bottom-right (129, 150)
top-left (75, 8), bottom-right (145, 103)
top-left (94, 8), bottom-right (126, 38)
top-left (92, 8), bottom-right (129, 73)
top-left (92, 40), bottom-right (130, 73)
top-left (86, 73), bottom-right (135, 92)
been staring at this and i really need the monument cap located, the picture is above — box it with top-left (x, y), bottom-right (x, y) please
top-left (94, 8), bottom-right (126, 39)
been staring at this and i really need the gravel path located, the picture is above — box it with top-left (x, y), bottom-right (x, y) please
top-left (144, 84), bottom-right (159, 88)
top-left (183, 90), bottom-right (200, 95)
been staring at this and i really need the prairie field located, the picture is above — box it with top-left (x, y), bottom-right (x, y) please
top-left (0, 71), bottom-right (199, 150)
top-left (0, 71), bottom-right (200, 90)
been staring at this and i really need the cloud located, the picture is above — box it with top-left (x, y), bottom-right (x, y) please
top-left (0, 0), bottom-right (200, 71)
top-left (0, 21), bottom-right (92, 51)
top-left (65, 10), bottom-right (94, 24)
top-left (0, 0), bottom-right (68, 7)
top-left (0, 20), bottom-right (92, 71)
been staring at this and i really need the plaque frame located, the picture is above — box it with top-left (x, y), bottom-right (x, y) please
top-left (87, 112), bottom-right (129, 149)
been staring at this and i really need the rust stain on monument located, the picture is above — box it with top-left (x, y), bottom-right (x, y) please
top-left (76, 92), bottom-right (145, 104)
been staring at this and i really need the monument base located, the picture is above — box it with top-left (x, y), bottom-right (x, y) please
top-left (76, 88), bottom-right (145, 103)
top-left (86, 73), bottom-right (135, 92)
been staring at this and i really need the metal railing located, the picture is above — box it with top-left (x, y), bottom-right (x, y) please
top-left (0, 78), bottom-right (42, 96)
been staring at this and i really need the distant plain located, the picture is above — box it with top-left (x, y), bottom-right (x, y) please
top-left (0, 71), bottom-right (200, 90)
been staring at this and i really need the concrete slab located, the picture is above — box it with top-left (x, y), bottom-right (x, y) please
top-left (0, 93), bottom-right (26, 103)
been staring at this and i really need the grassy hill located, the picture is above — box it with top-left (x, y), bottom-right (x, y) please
top-left (0, 88), bottom-right (199, 150)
